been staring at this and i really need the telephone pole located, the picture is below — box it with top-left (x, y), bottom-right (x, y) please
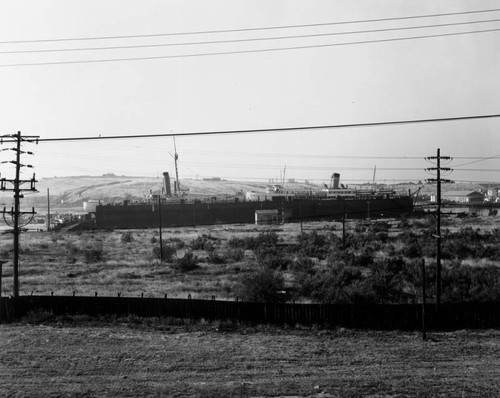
top-left (425, 148), bottom-right (453, 310)
top-left (0, 132), bottom-right (39, 297)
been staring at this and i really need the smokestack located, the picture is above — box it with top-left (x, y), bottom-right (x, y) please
top-left (331, 173), bottom-right (340, 189)
top-left (163, 172), bottom-right (172, 197)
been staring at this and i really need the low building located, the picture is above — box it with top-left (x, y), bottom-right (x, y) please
top-left (441, 191), bottom-right (484, 204)
top-left (255, 209), bottom-right (279, 225)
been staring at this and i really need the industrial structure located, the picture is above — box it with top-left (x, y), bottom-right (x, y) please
top-left (89, 171), bottom-right (414, 229)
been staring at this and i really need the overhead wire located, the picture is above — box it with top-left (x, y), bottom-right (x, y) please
top-left (2, 18), bottom-right (500, 55)
top-left (1, 7), bottom-right (499, 44)
top-left (6, 113), bottom-right (499, 142)
top-left (452, 153), bottom-right (500, 167)
top-left (1, 27), bottom-right (500, 68)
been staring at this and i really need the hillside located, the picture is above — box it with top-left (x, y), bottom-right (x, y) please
top-left (0, 174), bottom-right (489, 213)
top-left (5, 176), bottom-right (322, 212)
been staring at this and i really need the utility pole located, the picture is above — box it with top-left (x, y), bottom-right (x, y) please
top-left (158, 195), bottom-right (163, 262)
top-left (47, 187), bottom-right (51, 231)
top-left (0, 132), bottom-right (39, 297)
top-left (425, 148), bottom-right (453, 310)
top-left (342, 199), bottom-right (346, 249)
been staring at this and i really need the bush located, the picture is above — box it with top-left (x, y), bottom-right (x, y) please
top-left (226, 248), bottom-right (244, 262)
top-left (298, 231), bottom-right (334, 259)
top-left (152, 243), bottom-right (177, 262)
top-left (207, 251), bottom-right (227, 265)
top-left (442, 264), bottom-right (500, 302)
top-left (174, 251), bottom-right (199, 272)
top-left (190, 234), bottom-right (218, 251)
top-left (369, 221), bottom-right (391, 233)
top-left (255, 246), bottom-right (292, 270)
top-left (236, 268), bottom-right (286, 302)
top-left (288, 255), bottom-right (315, 274)
top-left (83, 246), bottom-right (103, 263)
top-left (228, 232), bottom-right (279, 250)
top-left (121, 232), bottom-right (134, 243)
top-left (307, 266), bottom-right (376, 304)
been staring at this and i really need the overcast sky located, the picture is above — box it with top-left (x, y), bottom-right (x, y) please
top-left (0, 0), bottom-right (499, 186)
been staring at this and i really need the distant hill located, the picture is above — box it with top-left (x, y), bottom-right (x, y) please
top-left (0, 175), bottom-right (491, 213)
top-left (4, 176), bottom-right (321, 212)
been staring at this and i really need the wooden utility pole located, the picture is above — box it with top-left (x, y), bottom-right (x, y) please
top-left (299, 198), bottom-right (303, 244)
top-left (158, 195), bottom-right (164, 262)
top-left (0, 132), bottom-right (38, 297)
top-left (426, 148), bottom-right (453, 310)
top-left (46, 187), bottom-right (51, 231)
top-left (342, 199), bottom-right (346, 249)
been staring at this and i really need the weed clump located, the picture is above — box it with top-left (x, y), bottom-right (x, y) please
top-left (83, 246), bottom-right (104, 263)
top-left (236, 268), bottom-right (286, 303)
top-left (121, 231), bottom-right (134, 243)
top-left (190, 234), bottom-right (219, 251)
top-left (174, 251), bottom-right (199, 272)
top-left (152, 243), bottom-right (176, 262)
top-left (207, 251), bottom-right (227, 265)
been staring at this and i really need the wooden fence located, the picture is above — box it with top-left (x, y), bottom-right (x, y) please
top-left (1, 295), bottom-right (500, 330)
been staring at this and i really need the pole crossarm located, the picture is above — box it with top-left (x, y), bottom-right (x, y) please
top-left (426, 167), bottom-right (452, 172)
top-left (426, 178), bottom-right (454, 184)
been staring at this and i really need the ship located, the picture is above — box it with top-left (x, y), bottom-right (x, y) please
top-left (90, 172), bottom-right (414, 229)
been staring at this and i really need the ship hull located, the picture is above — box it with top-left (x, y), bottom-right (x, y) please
top-left (94, 197), bottom-right (413, 229)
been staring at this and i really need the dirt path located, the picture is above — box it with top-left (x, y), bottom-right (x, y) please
top-left (1, 321), bottom-right (499, 397)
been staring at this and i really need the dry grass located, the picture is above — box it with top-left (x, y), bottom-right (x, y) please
top-left (0, 223), bottom-right (300, 298)
top-left (1, 213), bottom-right (499, 300)
top-left (0, 320), bottom-right (499, 397)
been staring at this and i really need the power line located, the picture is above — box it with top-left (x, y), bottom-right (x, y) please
top-left (13, 113), bottom-right (500, 142)
top-left (1, 26), bottom-right (499, 68)
top-left (184, 149), bottom-right (500, 161)
top-left (454, 168), bottom-right (500, 172)
top-left (453, 153), bottom-right (500, 167)
top-left (3, 18), bottom-right (500, 55)
top-left (1, 7), bottom-right (499, 44)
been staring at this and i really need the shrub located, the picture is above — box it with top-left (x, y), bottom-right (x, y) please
top-left (442, 264), bottom-right (500, 302)
top-left (226, 248), bottom-right (244, 262)
top-left (255, 246), bottom-right (292, 270)
top-left (236, 268), bottom-right (286, 302)
top-left (227, 237), bottom-right (246, 249)
top-left (307, 266), bottom-right (375, 304)
top-left (174, 251), bottom-right (199, 272)
top-left (152, 243), bottom-right (177, 262)
top-left (229, 232), bottom-right (279, 251)
top-left (190, 234), bottom-right (218, 251)
top-left (121, 231), bottom-right (134, 243)
top-left (288, 255), bottom-right (315, 274)
top-left (207, 251), bottom-right (227, 265)
top-left (298, 231), bottom-right (334, 259)
top-left (83, 247), bottom-right (103, 263)
top-left (369, 221), bottom-right (391, 233)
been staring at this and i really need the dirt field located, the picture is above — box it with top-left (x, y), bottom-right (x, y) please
top-left (1, 318), bottom-right (500, 397)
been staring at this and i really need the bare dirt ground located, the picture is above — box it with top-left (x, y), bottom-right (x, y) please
top-left (1, 319), bottom-right (500, 397)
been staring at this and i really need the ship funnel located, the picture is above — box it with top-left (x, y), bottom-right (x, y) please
top-left (331, 173), bottom-right (340, 189)
top-left (163, 172), bottom-right (172, 197)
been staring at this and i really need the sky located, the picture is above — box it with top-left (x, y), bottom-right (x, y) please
top-left (0, 0), bottom-right (499, 187)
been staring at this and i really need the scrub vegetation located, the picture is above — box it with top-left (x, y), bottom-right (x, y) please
top-left (0, 211), bottom-right (499, 304)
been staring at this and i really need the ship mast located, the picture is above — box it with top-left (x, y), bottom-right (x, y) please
top-left (372, 165), bottom-right (377, 192)
top-left (173, 136), bottom-right (180, 194)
